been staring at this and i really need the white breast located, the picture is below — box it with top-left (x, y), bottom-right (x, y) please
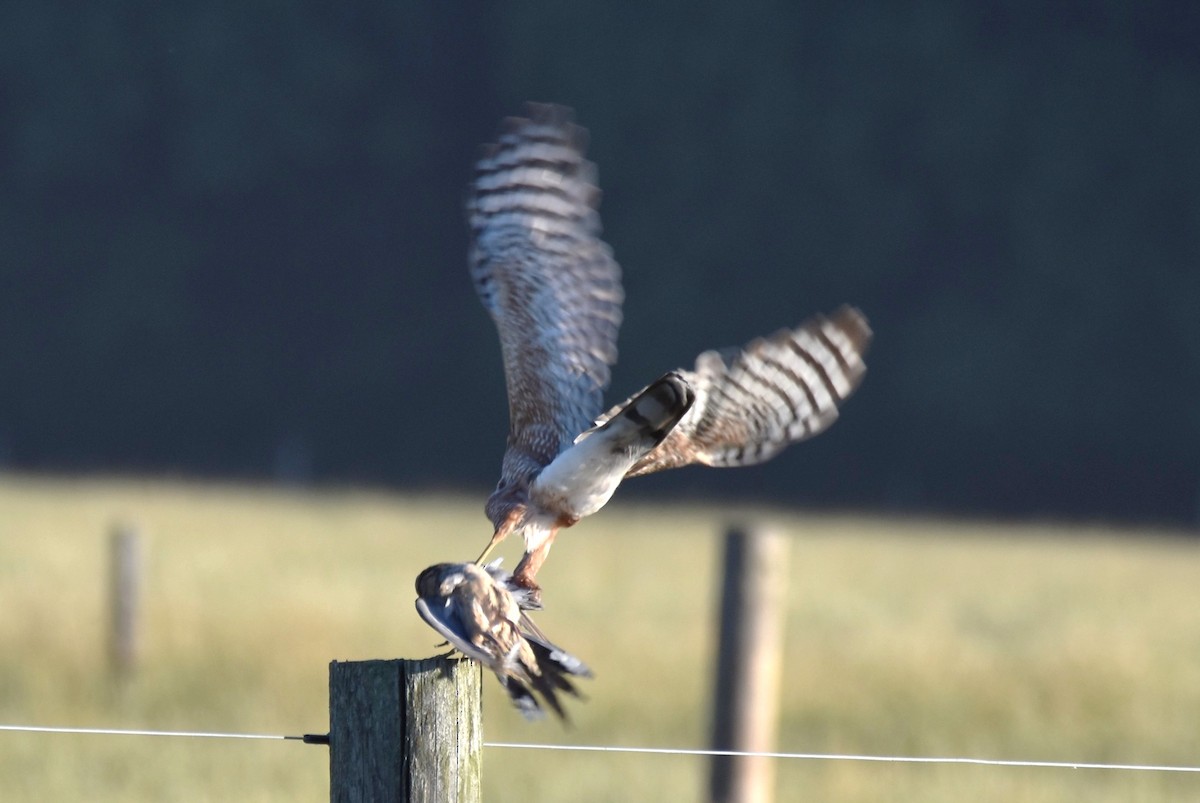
top-left (529, 431), bottom-right (632, 520)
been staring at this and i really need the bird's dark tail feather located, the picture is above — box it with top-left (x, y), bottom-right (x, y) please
top-left (525, 638), bottom-right (592, 721)
top-left (503, 678), bottom-right (545, 721)
top-left (500, 638), bottom-right (591, 722)
top-left (481, 559), bottom-right (593, 721)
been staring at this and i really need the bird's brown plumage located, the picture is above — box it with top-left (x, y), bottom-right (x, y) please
top-left (468, 104), bottom-right (623, 534)
top-left (466, 104), bottom-right (871, 595)
top-left (414, 561), bottom-right (591, 719)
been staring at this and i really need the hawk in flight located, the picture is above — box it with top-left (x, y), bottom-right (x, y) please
top-left (469, 104), bottom-right (871, 603)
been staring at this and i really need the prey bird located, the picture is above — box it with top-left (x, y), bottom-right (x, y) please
top-left (469, 103), bottom-right (872, 604)
top-left (414, 561), bottom-right (591, 720)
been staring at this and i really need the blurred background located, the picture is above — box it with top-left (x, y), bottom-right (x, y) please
top-left (4, 5), bottom-right (1200, 801)
top-left (2, 0), bottom-right (1197, 525)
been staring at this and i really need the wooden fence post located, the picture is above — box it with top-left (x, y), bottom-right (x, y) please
top-left (708, 524), bottom-right (789, 803)
top-left (109, 522), bottom-right (142, 680)
top-left (329, 657), bottom-right (482, 803)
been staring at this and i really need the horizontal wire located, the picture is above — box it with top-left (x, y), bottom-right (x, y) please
top-left (0, 724), bottom-right (298, 741)
top-left (482, 742), bottom-right (1200, 773)
top-left (2, 724), bottom-right (1198, 773)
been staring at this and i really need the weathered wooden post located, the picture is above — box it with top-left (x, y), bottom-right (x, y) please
top-left (329, 657), bottom-right (482, 802)
top-left (109, 521), bottom-right (142, 680)
top-left (708, 525), bottom-right (789, 803)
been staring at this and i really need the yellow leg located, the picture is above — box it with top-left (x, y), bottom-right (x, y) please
top-left (512, 527), bottom-right (558, 588)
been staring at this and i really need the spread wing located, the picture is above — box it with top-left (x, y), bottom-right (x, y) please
top-left (468, 104), bottom-right (623, 527)
top-left (597, 306), bottom-right (871, 477)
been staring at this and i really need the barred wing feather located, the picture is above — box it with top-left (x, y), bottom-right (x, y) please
top-left (467, 104), bottom-right (624, 524)
top-left (601, 306), bottom-right (871, 478)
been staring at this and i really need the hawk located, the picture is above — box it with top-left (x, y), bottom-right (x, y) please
top-left (469, 104), bottom-right (871, 602)
top-left (414, 560), bottom-right (591, 720)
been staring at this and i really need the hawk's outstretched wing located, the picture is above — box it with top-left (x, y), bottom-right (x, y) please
top-left (596, 306), bottom-right (871, 478)
top-left (468, 104), bottom-right (623, 529)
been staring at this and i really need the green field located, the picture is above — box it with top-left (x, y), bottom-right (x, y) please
top-left (1, 475), bottom-right (1198, 801)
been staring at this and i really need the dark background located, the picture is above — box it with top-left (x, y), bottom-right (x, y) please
top-left (2, 2), bottom-right (1197, 526)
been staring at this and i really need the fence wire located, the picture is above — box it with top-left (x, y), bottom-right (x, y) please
top-left (2, 724), bottom-right (1198, 773)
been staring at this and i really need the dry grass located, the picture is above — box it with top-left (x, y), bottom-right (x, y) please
top-left (1, 474), bottom-right (1198, 801)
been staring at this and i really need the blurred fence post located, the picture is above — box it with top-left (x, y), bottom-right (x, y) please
top-left (329, 657), bottom-right (482, 802)
top-left (709, 524), bottom-right (789, 803)
top-left (109, 522), bottom-right (142, 680)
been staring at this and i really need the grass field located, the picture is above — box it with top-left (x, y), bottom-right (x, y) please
top-left (1, 474), bottom-right (1198, 801)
